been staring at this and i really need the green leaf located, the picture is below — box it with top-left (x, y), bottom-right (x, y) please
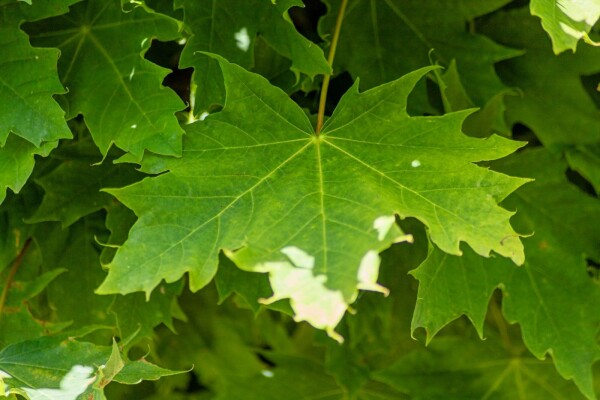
top-left (0, 136), bottom-right (57, 205)
top-left (0, 6), bottom-right (71, 147)
top-left (411, 245), bottom-right (509, 340)
top-left (374, 335), bottom-right (588, 400)
top-left (176, 0), bottom-right (330, 112)
top-left (28, 138), bottom-right (145, 227)
top-left (319, 0), bottom-right (522, 111)
top-left (35, 220), bottom-right (116, 330)
top-left (0, 335), bottom-right (183, 398)
top-left (480, 8), bottom-right (600, 149)
top-left (98, 57), bottom-right (526, 338)
top-left (411, 148), bottom-right (600, 398)
top-left (530, 0), bottom-right (600, 53)
top-left (565, 144), bottom-right (600, 194)
top-left (0, 337), bottom-right (107, 395)
top-left (214, 253), bottom-right (272, 313)
top-left (24, 0), bottom-right (186, 160)
top-left (0, 236), bottom-right (67, 348)
top-left (109, 280), bottom-right (184, 342)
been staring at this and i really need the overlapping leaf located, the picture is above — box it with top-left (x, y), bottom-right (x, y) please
top-left (319, 0), bottom-right (521, 112)
top-left (0, 2), bottom-right (72, 203)
top-left (28, 137), bottom-right (145, 227)
top-left (481, 8), bottom-right (600, 149)
top-left (375, 335), bottom-right (588, 400)
top-left (98, 56), bottom-right (526, 338)
top-left (0, 336), bottom-right (183, 398)
top-left (411, 149), bottom-right (600, 399)
top-left (24, 0), bottom-right (186, 160)
top-left (531, 0), bottom-right (600, 53)
top-left (0, 4), bottom-right (70, 147)
top-left (176, 0), bottom-right (330, 112)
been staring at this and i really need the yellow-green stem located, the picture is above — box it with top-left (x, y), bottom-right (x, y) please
top-left (316, 0), bottom-right (349, 135)
top-left (0, 238), bottom-right (31, 319)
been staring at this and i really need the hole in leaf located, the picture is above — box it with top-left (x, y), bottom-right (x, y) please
top-left (289, 0), bottom-right (327, 43)
top-left (511, 123), bottom-right (541, 148)
top-left (144, 39), bottom-right (193, 106)
top-left (581, 73), bottom-right (600, 108)
top-left (185, 371), bottom-right (210, 393)
top-left (587, 258), bottom-right (600, 282)
top-left (257, 352), bottom-right (277, 368)
top-left (565, 168), bottom-right (596, 196)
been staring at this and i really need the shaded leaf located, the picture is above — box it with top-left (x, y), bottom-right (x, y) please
top-left (480, 8), bottom-right (600, 149)
top-left (411, 148), bottom-right (600, 398)
top-left (28, 139), bottom-right (145, 227)
top-left (175, 0), bottom-right (330, 111)
top-left (25, 0), bottom-right (186, 160)
top-left (0, 5), bottom-right (70, 147)
top-left (319, 0), bottom-right (522, 112)
top-left (374, 335), bottom-right (587, 400)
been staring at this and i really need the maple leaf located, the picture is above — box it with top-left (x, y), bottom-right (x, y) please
top-left (0, 335), bottom-right (183, 397)
top-left (319, 0), bottom-right (521, 112)
top-left (411, 149), bottom-right (600, 398)
top-left (98, 56), bottom-right (526, 338)
top-left (530, 0), bottom-right (600, 53)
top-left (176, 0), bottom-right (330, 112)
top-left (0, 2), bottom-right (73, 203)
top-left (0, 5), bottom-right (71, 147)
top-left (481, 8), bottom-right (600, 149)
top-left (375, 335), bottom-right (589, 400)
top-left (24, 0), bottom-right (186, 161)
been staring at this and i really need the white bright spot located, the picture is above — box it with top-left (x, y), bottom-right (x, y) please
top-left (357, 251), bottom-right (389, 296)
top-left (129, 67), bottom-right (135, 81)
top-left (234, 27), bottom-right (250, 52)
top-left (358, 250), bottom-right (379, 283)
top-left (131, 124), bottom-right (137, 129)
top-left (178, 37), bottom-right (187, 45)
top-left (23, 365), bottom-right (95, 400)
top-left (411, 159), bottom-right (421, 168)
top-left (281, 246), bottom-right (314, 269)
top-left (199, 111), bottom-right (210, 121)
top-left (261, 370), bottom-right (274, 378)
top-left (373, 215), bottom-right (395, 241)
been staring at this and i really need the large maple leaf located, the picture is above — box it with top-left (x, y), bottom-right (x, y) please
top-left (98, 56), bottom-right (527, 338)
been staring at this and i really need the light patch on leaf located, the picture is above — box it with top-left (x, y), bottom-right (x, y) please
top-left (261, 370), bottom-right (274, 378)
top-left (21, 365), bottom-right (95, 400)
top-left (373, 215), bottom-right (396, 241)
top-left (411, 159), bottom-right (421, 168)
top-left (281, 246), bottom-right (314, 269)
top-left (357, 250), bottom-right (388, 296)
top-left (234, 27), bottom-right (250, 52)
top-left (257, 247), bottom-right (346, 342)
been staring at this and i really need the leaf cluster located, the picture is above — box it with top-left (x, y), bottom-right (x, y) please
top-left (0, 0), bottom-right (599, 399)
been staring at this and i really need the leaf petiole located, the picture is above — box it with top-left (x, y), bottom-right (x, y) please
top-left (0, 238), bottom-right (32, 319)
top-left (316, 0), bottom-right (349, 135)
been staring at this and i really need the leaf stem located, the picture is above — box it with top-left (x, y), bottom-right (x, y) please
top-left (316, 0), bottom-right (349, 135)
top-left (489, 295), bottom-right (511, 351)
top-left (0, 238), bottom-right (32, 318)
